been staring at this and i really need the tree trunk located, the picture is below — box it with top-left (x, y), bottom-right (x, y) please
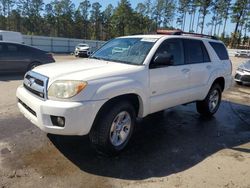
top-left (189, 12), bottom-right (192, 32)
top-left (210, 20), bottom-right (214, 35)
top-left (183, 11), bottom-right (186, 31)
top-left (196, 10), bottom-right (200, 33)
top-left (201, 15), bottom-right (205, 34)
top-left (191, 10), bottom-right (196, 32)
top-left (213, 17), bottom-right (217, 36)
top-left (230, 9), bottom-right (244, 48)
top-left (217, 23), bottom-right (221, 36)
top-left (237, 23), bottom-right (244, 48)
top-left (222, 17), bottom-right (227, 38)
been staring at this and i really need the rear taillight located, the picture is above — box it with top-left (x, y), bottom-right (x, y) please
top-left (47, 53), bottom-right (55, 62)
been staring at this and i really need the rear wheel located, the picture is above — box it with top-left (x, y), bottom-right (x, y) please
top-left (196, 84), bottom-right (222, 117)
top-left (89, 101), bottom-right (136, 156)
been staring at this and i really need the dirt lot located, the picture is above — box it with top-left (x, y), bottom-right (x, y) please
top-left (0, 56), bottom-right (249, 188)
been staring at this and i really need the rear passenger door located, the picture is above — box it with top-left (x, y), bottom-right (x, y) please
top-left (0, 43), bottom-right (8, 72)
top-left (4, 43), bottom-right (30, 72)
top-left (183, 39), bottom-right (212, 101)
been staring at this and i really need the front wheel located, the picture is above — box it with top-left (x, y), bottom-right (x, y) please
top-left (196, 84), bottom-right (222, 117)
top-left (89, 101), bottom-right (136, 156)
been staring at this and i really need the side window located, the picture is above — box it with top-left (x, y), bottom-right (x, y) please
top-left (20, 45), bottom-right (31, 54)
top-left (152, 38), bottom-right (184, 66)
top-left (0, 44), bottom-right (3, 52)
top-left (209, 42), bottom-right (229, 60)
top-left (183, 39), bottom-right (207, 64)
top-left (0, 35), bottom-right (2, 40)
top-left (7, 44), bottom-right (18, 52)
top-left (201, 42), bottom-right (211, 62)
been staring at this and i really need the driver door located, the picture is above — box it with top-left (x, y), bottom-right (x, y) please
top-left (149, 38), bottom-right (192, 113)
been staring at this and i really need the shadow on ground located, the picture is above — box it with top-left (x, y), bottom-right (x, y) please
top-left (0, 73), bottom-right (24, 81)
top-left (48, 100), bottom-right (250, 180)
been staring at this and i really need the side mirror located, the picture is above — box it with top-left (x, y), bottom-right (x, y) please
top-left (153, 54), bottom-right (174, 67)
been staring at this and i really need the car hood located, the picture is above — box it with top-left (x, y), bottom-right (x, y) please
top-left (239, 60), bottom-right (250, 71)
top-left (32, 58), bottom-right (142, 83)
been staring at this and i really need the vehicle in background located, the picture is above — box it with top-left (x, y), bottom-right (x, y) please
top-left (0, 30), bottom-right (23, 43)
top-left (16, 31), bottom-right (232, 155)
top-left (74, 43), bottom-right (90, 57)
top-left (234, 59), bottom-right (250, 85)
top-left (235, 50), bottom-right (250, 57)
top-left (0, 42), bottom-right (55, 73)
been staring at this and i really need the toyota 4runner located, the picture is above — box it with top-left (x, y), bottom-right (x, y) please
top-left (16, 31), bottom-right (232, 155)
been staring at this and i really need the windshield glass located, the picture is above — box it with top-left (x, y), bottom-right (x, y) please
top-left (90, 37), bottom-right (157, 65)
top-left (78, 44), bottom-right (88, 47)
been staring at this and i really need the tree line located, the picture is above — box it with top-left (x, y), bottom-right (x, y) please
top-left (0, 0), bottom-right (249, 48)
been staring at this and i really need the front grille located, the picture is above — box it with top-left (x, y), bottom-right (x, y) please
top-left (241, 75), bottom-right (250, 82)
top-left (23, 71), bottom-right (48, 100)
top-left (18, 99), bottom-right (37, 117)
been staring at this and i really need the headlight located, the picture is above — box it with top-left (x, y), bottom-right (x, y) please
top-left (48, 80), bottom-right (87, 99)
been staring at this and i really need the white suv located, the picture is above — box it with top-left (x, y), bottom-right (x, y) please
top-left (16, 32), bottom-right (232, 155)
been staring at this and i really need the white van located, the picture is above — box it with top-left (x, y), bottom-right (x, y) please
top-left (0, 30), bottom-right (23, 43)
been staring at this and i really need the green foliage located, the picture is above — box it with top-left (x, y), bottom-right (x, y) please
top-left (0, 0), bottom-right (248, 49)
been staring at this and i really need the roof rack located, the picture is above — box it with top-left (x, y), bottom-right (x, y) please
top-left (156, 30), bottom-right (218, 40)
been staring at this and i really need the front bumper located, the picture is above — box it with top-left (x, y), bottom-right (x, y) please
top-left (75, 50), bottom-right (90, 56)
top-left (16, 85), bottom-right (106, 136)
top-left (234, 70), bottom-right (250, 83)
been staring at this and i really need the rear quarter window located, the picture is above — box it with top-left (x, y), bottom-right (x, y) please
top-left (183, 39), bottom-right (210, 64)
top-left (209, 42), bottom-right (229, 60)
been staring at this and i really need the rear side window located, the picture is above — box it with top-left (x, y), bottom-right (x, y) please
top-left (209, 42), bottom-right (229, 60)
top-left (0, 44), bottom-right (3, 52)
top-left (7, 44), bottom-right (18, 52)
top-left (27, 46), bottom-right (45, 55)
top-left (183, 39), bottom-right (210, 64)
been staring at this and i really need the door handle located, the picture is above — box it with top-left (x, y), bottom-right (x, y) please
top-left (182, 68), bottom-right (190, 74)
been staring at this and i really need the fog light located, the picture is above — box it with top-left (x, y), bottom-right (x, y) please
top-left (51, 116), bottom-right (65, 127)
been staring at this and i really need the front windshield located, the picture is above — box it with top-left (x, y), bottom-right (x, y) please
top-left (78, 44), bottom-right (88, 47)
top-left (90, 37), bottom-right (157, 65)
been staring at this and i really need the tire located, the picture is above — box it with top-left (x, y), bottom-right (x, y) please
top-left (196, 83), bottom-right (222, 117)
top-left (235, 81), bottom-right (243, 85)
top-left (89, 101), bottom-right (136, 156)
top-left (27, 62), bottom-right (40, 71)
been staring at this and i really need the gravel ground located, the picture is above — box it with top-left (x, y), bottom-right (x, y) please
top-left (0, 55), bottom-right (249, 188)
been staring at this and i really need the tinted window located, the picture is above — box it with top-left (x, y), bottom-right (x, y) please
top-left (201, 43), bottom-right (211, 62)
top-left (153, 38), bottom-right (184, 66)
top-left (0, 44), bottom-right (3, 52)
top-left (7, 44), bottom-right (18, 52)
top-left (184, 39), bottom-right (210, 64)
top-left (0, 35), bottom-right (2, 40)
top-left (209, 42), bottom-right (229, 60)
top-left (29, 47), bottom-right (45, 55)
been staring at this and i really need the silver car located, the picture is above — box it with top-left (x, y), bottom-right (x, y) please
top-left (74, 43), bottom-right (90, 57)
top-left (235, 50), bottom-right (250, 57)
top-left (234, 59), bottom-right (250, 85)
